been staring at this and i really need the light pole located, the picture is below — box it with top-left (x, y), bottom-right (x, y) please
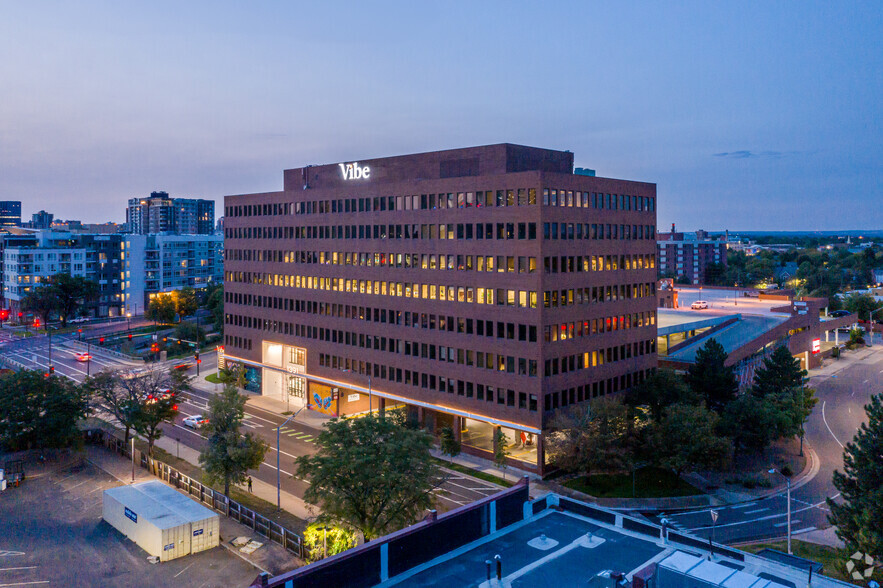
top-left (87, 340), bottom-right (92, 377)
top-left (277, 406), bottom-right (305, 511)
top-left (131, 436), bottom-right (136, 483)
top-left (769, 468), bottom-right (792, 554)
top-left (869, 307), bottom-right (882, 347)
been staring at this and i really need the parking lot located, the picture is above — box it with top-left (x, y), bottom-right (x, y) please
top-left (0, 460), bottom-right (262, 587)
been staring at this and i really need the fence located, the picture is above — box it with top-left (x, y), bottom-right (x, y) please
top-left (67, 339), bottom-right (140, 362)
top-left (96, 431), bottom-right (303, 558)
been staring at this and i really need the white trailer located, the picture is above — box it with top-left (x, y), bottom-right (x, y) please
top-left (102, 481), bottom-right (220, 562)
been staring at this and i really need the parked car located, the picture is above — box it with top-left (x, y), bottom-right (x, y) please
top-left (830, 310), bottom-right (851, 318)
top-left (691, 300), bottom-right (709, 309)
top-left (183, 415), bottom-right (208, 428)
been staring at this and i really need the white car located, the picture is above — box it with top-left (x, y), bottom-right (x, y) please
top-left (183, 415), bottom-right (208, 428)
top-left (691, 300), bottom-right (709, 309)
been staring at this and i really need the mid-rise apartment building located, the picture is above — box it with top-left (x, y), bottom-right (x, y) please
top-left (126, 191), bottom-right (215, 235)
top-left (657, 224), bottom-right (727, 285)
top-left (122, 234), bottom-right (223, 315)
top-left (223, 144), bottom-right (658, 473)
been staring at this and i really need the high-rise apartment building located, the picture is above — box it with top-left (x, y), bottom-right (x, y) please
top-left (223, 144), bottom-right (658, 473)
top-left (126, 191), bottom-right (215, 235)
top-left (0, 201), bottom-right (22, 227)
top-left (657, 224), bottom-right (727, 285)
top-left (31, 210), bottom-right (54, 229)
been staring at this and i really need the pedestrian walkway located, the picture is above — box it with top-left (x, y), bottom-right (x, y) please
top-left (84, 445), bottom-right (302, 576)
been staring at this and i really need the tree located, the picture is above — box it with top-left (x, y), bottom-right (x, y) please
top-left (625, 368), bottom-right (699, 421)
top-left (0, 370), bottom-right (90, 451)
top-left (146, 293), bottom-right (177, 324)
top-left (205, 284), bottom-right (224, 332)
top-left (751, 346), bottom-right (818, 455)
top-left (174, 321), bottom-right (206, 345)
top-left (302, 522), bottom-right (357, 562)
top-left (176, 286), bottom-right (199, 319)
top-left (439, 426), bottom-right (461, 463)
top-left (828, 393), bottom-right (883, 557)
top-left (295, 414), bottom-right (443, 541)
top-left (84, 370), bottom-right (140, 445)
top-left (493, 428), bottom-right (510, 480)
top-left (125, 368), bottom-right (187, 457)
top-left (50, 273), bottom-right (98, 327)
top-left (545, 398), bottom-right (635, 475)
top-left (844, 292), bottom-right (883, 322)
top-left (720, 393), bottom-right (789, 458)
top-left (653, 403), bottom-right (730, 478)
top-left (21, 283), bottom-right (59, 327)
top-left (199, 384), bottom-right (268, 497)
top-left (686, 338), bottom-right (738, 412)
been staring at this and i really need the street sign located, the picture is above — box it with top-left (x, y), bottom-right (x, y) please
top-left (710, 510), bottom-right (719, 524)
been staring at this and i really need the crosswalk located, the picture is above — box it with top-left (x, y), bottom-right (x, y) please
top-left (277, 426), bottom-right (315, 444)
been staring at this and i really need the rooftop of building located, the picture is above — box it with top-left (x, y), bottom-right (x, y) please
top-left (254, 480), bottom-right (850, 588)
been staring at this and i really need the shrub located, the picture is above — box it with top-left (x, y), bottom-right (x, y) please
top-left (781, 464), bottom-right (794, 477)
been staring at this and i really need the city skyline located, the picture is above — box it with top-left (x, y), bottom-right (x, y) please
top-left (1, 2), bottom-right (880, 230)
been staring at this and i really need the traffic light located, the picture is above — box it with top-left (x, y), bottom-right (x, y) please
top-left (172, 404), bottom-right (179, 411)
top-left (99, 337), bottom-right (105, 344)
top-left (34, 318), bottom-right (41, 328)
top-left (163, 337), bottom-right (168, 343)
top-left (194, 351), bottom-right (200, 363)
top-left (128, 333), bottom-right (133, 340)
top-left (49, 366), bottom-right (54, 375)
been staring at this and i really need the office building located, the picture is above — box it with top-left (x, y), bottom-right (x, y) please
top-left (223, 144), bottom-right (658, 474)
top-left (121, 234), bottom-right (223, 315)
top-left (657, 224), bottom-right (727, 285)
top-left (0, 201), bottom-right (22, 227)
top-left (126, 191), bottom-right (215, 235)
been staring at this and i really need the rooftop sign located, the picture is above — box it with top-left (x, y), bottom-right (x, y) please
top-left (339, 162), bottom-right (370, 180)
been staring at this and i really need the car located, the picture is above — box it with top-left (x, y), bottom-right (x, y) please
top-left (143, 388), bottom-right (175, 404)
top-left (183, 415), bottom-right (208, 428)
top-left (172, 362), bottom-right (194, 371)
top-left (691, 300), bottom-right (709, 309)
top-left (75, 352), bottom-right (92, 362)
top-left (830, 310), bottom-right (851, 318)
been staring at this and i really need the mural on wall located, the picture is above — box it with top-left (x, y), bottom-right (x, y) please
top-left (309, 382), bottom-right (337, 416)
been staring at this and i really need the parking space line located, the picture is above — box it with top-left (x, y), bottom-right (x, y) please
top-left (173, 562), bottom-right (196, 579)
top-left (0, 582), bottom-right (50, 587)
top-left (0, 568), bottom-right (37, 573)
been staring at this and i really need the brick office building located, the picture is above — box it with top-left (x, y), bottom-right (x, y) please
top-left (223, 144), bottom-right (658, 473)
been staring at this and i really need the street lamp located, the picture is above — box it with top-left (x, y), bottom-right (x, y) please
top-left (86, 340), bottom-right (92, 377)
top-left (869, 308), bottom-right (882, 347)
top-left (769, 468), bottom-right (792, 554)
top-left (277, 406), bottom-right (305, 511)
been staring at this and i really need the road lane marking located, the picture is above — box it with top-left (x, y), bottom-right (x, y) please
top-left (744, 508), bottom-right (768, 514)
top-left (730, 502), bottom-right (757, 509)
top-left (793, 526), bottom-right (817, 534)
top-left (773, 520), bottom-right (799, 527)
top-left (0, 568), bottom-right (37, 572)
top-left (0, 582), bottom-right (50, 587)
top-left (821, 400), bottom-right (844, 449)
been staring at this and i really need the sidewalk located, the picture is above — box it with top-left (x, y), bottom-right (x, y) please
top-left (84, 444), bottom-right (303, 576)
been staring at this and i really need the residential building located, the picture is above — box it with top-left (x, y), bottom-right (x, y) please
top-left (121, 233), bottom-right (223, 315)
top-left (657, 224), bottom-right (727, 285)
top-left (0, 231), bottom-right (124, 317)
top-left (223, 143), bottom-right (658, 474)
top-left (126, 191), bottom-right (215, 235)
top-left (0, 201), bottom-right (22, 227)
top-left (30, 210), bottom-right (54, 229)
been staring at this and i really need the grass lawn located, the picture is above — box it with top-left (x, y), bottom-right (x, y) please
top-left (205, 372), bottom-right (223, 384)
top-left (739, 540), bottom-right (852, 583)
top-left (563, 467), bottom-right (702, 498)
top-left (432, 457), bottom-right (514, 488)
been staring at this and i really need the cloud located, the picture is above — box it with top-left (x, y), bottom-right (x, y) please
top-left (713, 150), bottom-right (786, 159)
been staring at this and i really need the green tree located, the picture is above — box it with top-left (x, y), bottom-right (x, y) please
top-left (176, 286), bottom-right (199, 319)
top-left (205, 285), bottom-right (224, 332)
top-left (439, 426), bottom-right (461, 463)
top-left (50, 273), bottom-right (99, 327)
top-left (199, 384), bottom-right (268, 497)
top-left (843, 293), bottom-right (882, 322)
top-left (625, 368), bottom-right (699, 421)
top-left (302, 523), bottom-right (357, 562)
top-left (545, 398), bottom-right (635, 475)
top-left (686, 338), bottom-right (738, 413)
top-left (493, 427), bottom-right (510, 480)
top-left (0, 370), bottom-right (90, 451)
top-left (84, 370), bottom-right (140, 445)
top-left (295, 414), bottom-right (443, 541)
top-left (146, 293), bottom-right (177, 324)
top-left (720, 393), bottom-right (788, 458)
top-left (653, 403), bottom-right (730, 478)
top-left (174, 321), bottom-right (206, 346)
top-left (828, 393), bottom-right (883, 557)
top-left (126, 368), bottom-right (187, 457)
top-left (21, 283), bottom-right (59, 327)
top-left (750, 346), bottom-right (818, 454)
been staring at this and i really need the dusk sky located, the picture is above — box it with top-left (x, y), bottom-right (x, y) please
top-left (1, 2), bottom-right (880, 231)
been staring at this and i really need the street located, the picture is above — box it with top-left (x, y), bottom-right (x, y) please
top-left (653, 338), bottom-right (883, 543)
top-left (0, 327), bottom-right (503, 516)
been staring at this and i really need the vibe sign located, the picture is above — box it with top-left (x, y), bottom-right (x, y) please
top-left (339, 162), bottom-right (370, 180)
